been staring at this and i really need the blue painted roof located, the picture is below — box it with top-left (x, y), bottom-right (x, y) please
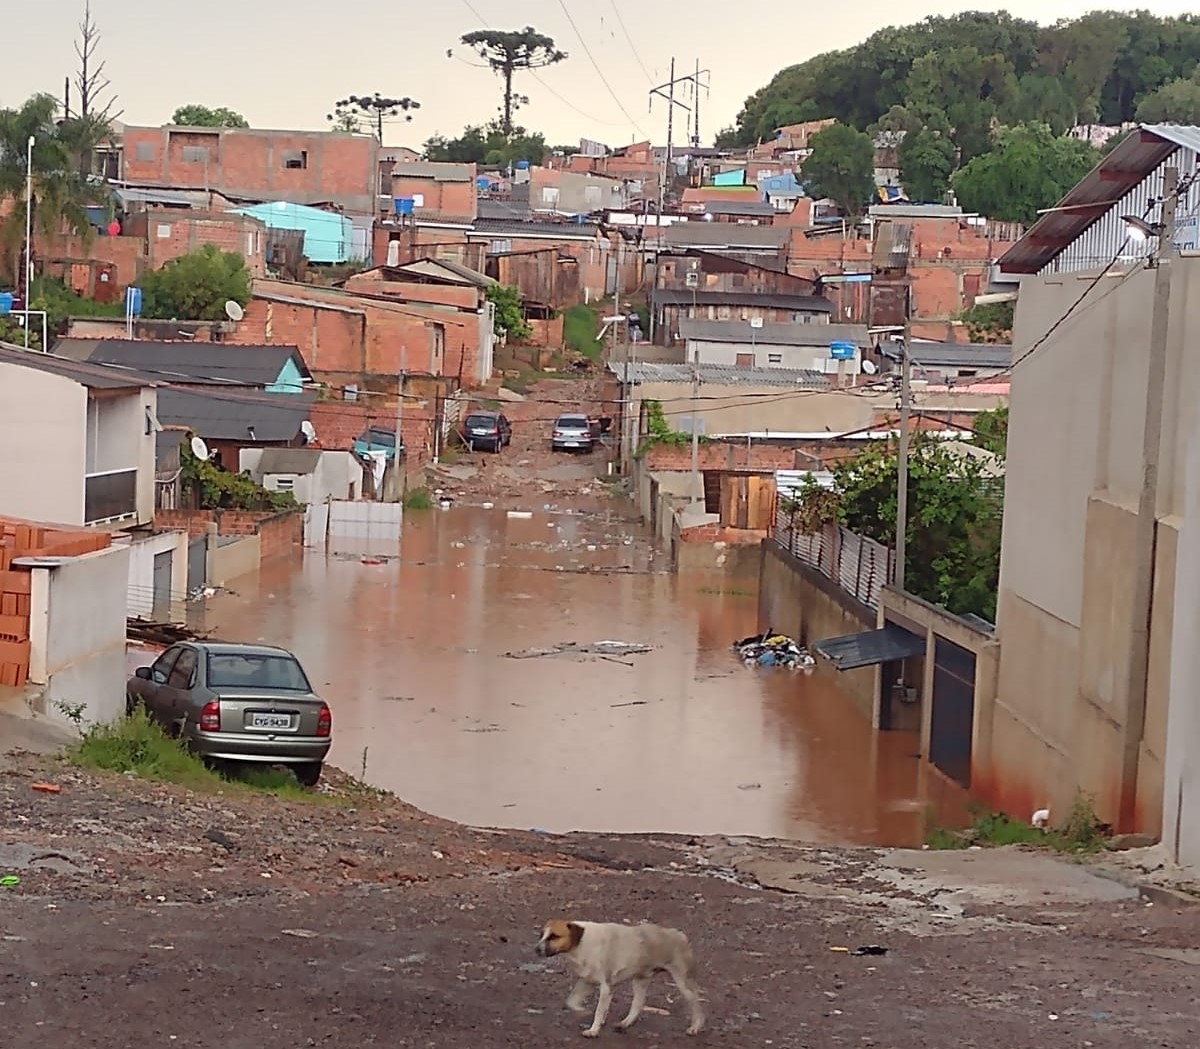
top-left (760, 173), bottom-right (803, 194)
top-left (231, 201), bottom-right (352, 264)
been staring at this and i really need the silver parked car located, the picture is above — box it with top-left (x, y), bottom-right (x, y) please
top-left (127, 642), bottom-right (332, 786)
top-left (551, 413), bottom-right (595, 452)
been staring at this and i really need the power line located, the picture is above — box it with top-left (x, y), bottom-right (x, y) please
top-left (554, 0), bottom-right (648, 138)
top-left (608, 0), bottom-right (655, 85)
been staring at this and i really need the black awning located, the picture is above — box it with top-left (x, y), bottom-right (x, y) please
top-left (813, 625), bottom-right (925, 671)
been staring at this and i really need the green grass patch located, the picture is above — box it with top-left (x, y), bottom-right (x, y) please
top-left (925, 793), bottom-right (1106, 855)
top-left (563, 304), bottom-right (602, 358)
top-left (403, 486), bottom-right (435, 510)
top-left (67, 707), bottom-right (324, 802)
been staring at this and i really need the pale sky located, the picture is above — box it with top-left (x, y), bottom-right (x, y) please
top-left (3, 1), bottom-right (1196, 149)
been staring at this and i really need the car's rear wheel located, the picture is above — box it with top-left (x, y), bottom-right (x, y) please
top-left (294, 761), bottom-right (323, 787)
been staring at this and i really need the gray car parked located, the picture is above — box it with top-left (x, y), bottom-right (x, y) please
top-left (127, 642), bottom-right (332, 786)
top-left (551, 413), bottom-right (595, 452)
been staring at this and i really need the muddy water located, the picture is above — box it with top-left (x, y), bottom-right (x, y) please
top-left (195, 506), bottom-right (964, 846)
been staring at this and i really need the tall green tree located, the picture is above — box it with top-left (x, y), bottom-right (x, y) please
top-left (0, 94), bottom-right (108, 287)
top-left (800, 123), bottom-right (876, 217)
top-left (953, 122), bottom-right (1098, 224)
top-left (1136, 68), bottom-right (1200, 123)
top-left (170, 104), bottom-right (249, 128)
top-left (137, 245), bottom-right (251, 321)
top-left (794, 435), bottom-right (1004, 620)
top-left (899, 120), bottom-right (957, 203)
top-left (424, 123), bottom-right (546, 168)
top-left (458, 27), bottom-right (566, 135)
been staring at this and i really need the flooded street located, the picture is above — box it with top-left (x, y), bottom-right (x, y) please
top-left (193, 502), bottom-right (961, 846)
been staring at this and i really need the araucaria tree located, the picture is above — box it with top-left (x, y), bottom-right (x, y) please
top-left (459, 26), bottom-right (566, 135)
top-left (327, 94), bottom-right (420, 139)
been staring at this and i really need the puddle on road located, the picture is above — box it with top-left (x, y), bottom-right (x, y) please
top-left (196, 506), bottom-right (965, 847)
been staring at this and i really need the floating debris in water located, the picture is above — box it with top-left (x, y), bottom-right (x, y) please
top-left (732, 630), bottom-right (815, 670)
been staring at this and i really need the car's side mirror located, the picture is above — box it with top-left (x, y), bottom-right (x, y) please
top-left (135, 666), bottom-right (152, 681)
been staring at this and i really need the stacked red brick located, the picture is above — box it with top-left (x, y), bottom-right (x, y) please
top-left (0, 519), bottom-right (112, 687)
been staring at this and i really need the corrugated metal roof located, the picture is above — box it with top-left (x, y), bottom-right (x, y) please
top-left (702, 200), bottom-right (777, 216)
top-left (610, 360), bottom-right (830, 389)
top-left (997, 125), bottom-right (1192, 275)
top-left (55, 338), bottom-right (311, 387)
top-left (392, 161), bottom-right (475, 182)
top-left (663, 224), bottom-right (788, 249)
top-left (0, 342), bottom-right (153, 389)
top-left (397, 258), bottom-right (496, 287)
top-left (678, 318), bottom-right (866, 346)
top-left (906, 341), bottom-right (1012, 369)
top-left (470, 217), bottom-right (600, 238)
top-left (115, 186), bottom-right (210, 208)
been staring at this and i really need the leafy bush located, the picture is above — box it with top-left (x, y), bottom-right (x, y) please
top-left (485, 284), bottom-right (532, 341)
top-left (139, 244), bottom-right (251, 321)
top-left (181, 445), bottom-right (295, 511)
top-left (636, 399), bottom-right (694, 456)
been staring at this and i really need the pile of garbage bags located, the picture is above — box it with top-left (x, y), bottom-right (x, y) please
top-left (733, 630), bottom-right (816, 670)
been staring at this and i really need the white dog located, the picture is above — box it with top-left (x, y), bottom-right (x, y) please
top-left (536, 919), bottom-right (705, 1037)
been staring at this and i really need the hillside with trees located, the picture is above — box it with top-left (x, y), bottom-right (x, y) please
top-left (726, 11), bottom-right (1200, 147)
top-left (719, 11), bottom-right (1200, 213)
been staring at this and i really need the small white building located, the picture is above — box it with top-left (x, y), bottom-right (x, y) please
top-left (677, 318), bottom-right (869, 376)
top-left (239, 448), bottom-right (363, 504)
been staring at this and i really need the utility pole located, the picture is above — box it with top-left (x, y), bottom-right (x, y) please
top-left (895, 317), bottom-right (913, 590)
top-left (1119, 164), bottom-right (1180, 833)
top-left (690, 59), bottom-right (710, 148)
top-left (395, 341), bottom-right (407, 501)
top-left (690, 346), bottom-right (701, 506)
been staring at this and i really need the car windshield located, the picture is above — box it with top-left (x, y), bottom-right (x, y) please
top-left (206, 652), bottom-right (312, 692)
top-left (557, 417), bottom-right (588, 428)
top-left (465, 415), bottom-right (497, 429)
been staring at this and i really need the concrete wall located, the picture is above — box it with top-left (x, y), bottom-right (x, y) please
top-left (0, 364), bottom-right (87, 525)
top-left (1165, 418), bottom-right (1200, 871)
top-left (208, 534), bottom-right (261, 587)
top-left (758, 541), bottom-right (876, 719)
top-left (634, 383), bottom-right (873, 435)
top-left (239, 449), bottom-right (363, 504)
top-left (27, 544), bottom-right (129, 727)
top-left (994, 260), bottom-right (1200, 833)
top-left (688, 338), bottom-right (861, 374)
top-left (120, 529), bottom-right (188, 619)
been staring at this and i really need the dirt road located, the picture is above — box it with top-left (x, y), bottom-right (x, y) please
top-left (2, 753), bottom-right (1198, 1049)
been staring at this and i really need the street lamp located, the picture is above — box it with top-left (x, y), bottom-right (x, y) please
top-left (23, 135), bottom-right (33, 349)
top-left (1120, 214), bottom-right (1164, 241)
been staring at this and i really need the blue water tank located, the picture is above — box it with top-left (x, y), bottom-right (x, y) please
top-left (393, 197), bottom-right (415, 216)
top-left (0, 292), bottom-right (12, 316)
top-left (515, 160), bottom-right (530, 170)
top-left (830, 340), bottom-right (856, 360)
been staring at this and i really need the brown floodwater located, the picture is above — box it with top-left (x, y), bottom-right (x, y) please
top-left (189, 505), bottom-right (965, 846)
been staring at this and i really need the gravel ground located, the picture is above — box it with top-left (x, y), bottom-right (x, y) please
top-left (1, 752), bottom-right (1198, 1049)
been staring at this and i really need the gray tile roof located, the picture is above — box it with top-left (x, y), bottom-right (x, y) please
top-left (54, 338), bottom-right (311, 387)
top-left (679, 318), bottom-right (867, 346)
top-left (610, 360), bottom-right (830, 389)
top-left (652, 288), bottom-right (832, 312)
top-left (470, 217), bottom-right (601, 238)
top-left (0, 342), bottom-right (153, 389)
top-left (257, 448), bottom-right (322, 474)
top-left (903, 341), bottom-right (1012, 369)
top-left (156, 388), bottom-right (314, 443)
top-left (663, 224), bottom-right (788, 249)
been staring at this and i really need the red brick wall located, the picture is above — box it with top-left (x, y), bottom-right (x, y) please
top-left (343, 275), bottom-right (480, 310)
top-left (155, 508), bottom-right (302, 562)
top-left (308, 400), bottom-right (435, 470)
top-left (140, 209), bottom-right (267, 277)
top-left (39, 230), bottom-right (145, 290)
top-left (391, 173), bottom-right (477, 222)
top-left (121, 127), bottom-right (377, 211)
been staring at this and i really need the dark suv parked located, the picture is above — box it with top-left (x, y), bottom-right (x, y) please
top-left (461, 410), bottom-right (512, 452)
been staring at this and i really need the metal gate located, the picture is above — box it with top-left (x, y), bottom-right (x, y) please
top-left (187, 536), bottom-right (207, 592)
top-left (929, 636), bottom-right (976, 788)
top-left (152, 550), bottom-right (173, 621)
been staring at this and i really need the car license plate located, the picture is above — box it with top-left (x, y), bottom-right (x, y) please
top-left (563, 440), bottom-right (579, 447)
top-left (472, 429), bottom-right (489, 436)
top-left (250, 713), bottom-right (291, 730)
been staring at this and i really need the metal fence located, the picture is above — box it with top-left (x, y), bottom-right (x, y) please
top-left (771, 503), bottom-right (893, 609)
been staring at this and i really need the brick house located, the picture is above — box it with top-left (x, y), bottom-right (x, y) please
top-left (118, 125), bottom-right (379, 214)
top-left (388, 161), bottom-right (478, 223)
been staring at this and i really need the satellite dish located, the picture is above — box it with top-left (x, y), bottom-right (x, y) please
top-left (861, 358), bottom-right (879, 375)
top-left (300, 420), bottom-right (317, 442)
top-left (190, 436), bottom-right (211, 461)
top-left (224, 300), bottom-right (244, 322)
